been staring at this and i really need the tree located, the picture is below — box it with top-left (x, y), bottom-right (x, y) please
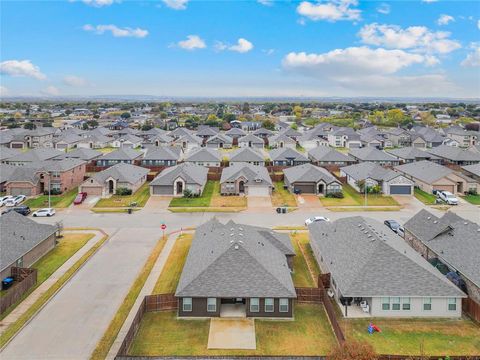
top-left (24, 122), bottom-right (36, 130)
top-left (223, 113), bottom-right (236, 123)
top-left (293, 105), bottom-right (303, 118)
top-left (262, 119), bottom-right (275, 130)
top-left (242, 102), bottom-right (250, 114)
top-left (386, 108), bottom-right (405, 126)
top-left (291, 123), bottom-right (298, 130)
top-left (87, 120), bottom-right (99, 128)
top-left (120, 112), bottom-right (131, 119)
top-left (329, 340), bottom-right (378, 360)
top-left (82, 122), bottom-right (89, 130)
top-left (141, 123), bottom-right (153, 131)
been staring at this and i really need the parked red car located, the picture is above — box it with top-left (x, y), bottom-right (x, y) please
top-left (73, 192), bottom-right (87, 205)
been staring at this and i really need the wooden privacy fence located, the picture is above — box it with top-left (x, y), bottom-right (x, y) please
top-left (0, 267), bottom-right (37, 314)
top-left (377, 356), bottom-right (479, 360)
top-left (295, 287), bottom-right (324, 303)
top-left (145, 293), bottom-right (177, 312)
top-left (462, 297), bottom-right (480, 323)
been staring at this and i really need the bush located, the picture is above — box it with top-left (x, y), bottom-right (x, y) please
top-left (326, 191), bottom-right (344, 198)
top-left (116, 187), bottom-right (132, 196)
top-left (329, 340), bottom-right (378, 360)
top-left (467, 189), bottom-right (478, 195)
top-left (44, 189), bottom-right (62, 195)
top-left (183, 189), bottom-right (193, 198)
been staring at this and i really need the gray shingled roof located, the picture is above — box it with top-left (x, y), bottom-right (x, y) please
top-left (427, 145), bottom-right (480, 162)
top-left (349, 147), bottom-right (397, 162)
top-left (1, 211), bottom-right (57, 271)
top-left (395, 160), bottom-right (453, 183)
top-left (91, 163), bottom-right (149, 184)
top-left (225, 128), bottom-right (247, 137)
top-left (0, 164), bottom-right (17, 183)
top-left (54, 148), bottom-right (102, 161)
top-left (404, 210), bottom-right (480, 287)
top-left (341, 162), bottom-right (405, 182)
top-left (269, 148), bottom-right (308, 162)
top-left (308, 147), bottom-right (355, 163)
top-left (229, 147), bottom-right (264, 162)
top-left (220, 163), bottom-right (272, 185)
top-left (143, 146), bottom-right (181, 161)
top-left (462, 163), bottom-right (480, 177)
top-left (6, 148), bottom-right (64, 163)
top-left (238, 133), bottom-right (264, 144)
top-left (175, 219), bottom-right (296, 298)
top-left (386, 147), bottom-right (439, 161)
top-left (283, 163), bottom-right (338, 184)
top-left (185, 148), bottom-right (221, 162)
top-left (150, 163), bottom-right (208, 186)
top-left (0, 147), bottom-right (21, 161)
top-left (206, 133), bottom-right (232, 145)
top-left (99, 148), bottom-right (143, 161)
top-left (309, 216), bottom-right (465, 298)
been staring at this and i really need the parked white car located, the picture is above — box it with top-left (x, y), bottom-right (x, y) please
top-left (438, 191), bottom-right (459, 205)
top-left (4, 195), bottom-right (26, 207)
top-left (0, 196), bottom-right (14, 207)
top-left (32, 208), bottom-right (56, 217)
top-left (305, 216), bottom-right (330, 226)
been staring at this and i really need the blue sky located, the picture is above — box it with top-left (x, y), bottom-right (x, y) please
top-left (1, 0), bottom-right (479, 98)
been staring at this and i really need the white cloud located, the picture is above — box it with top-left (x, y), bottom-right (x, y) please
top-left (461, 44), bottom-right (480, 67)
top-left (42, 86), bottom-right (60, 96)
top-left (0, 60), bottom-right (46, 80)
top-left (162, 0), bottom-right (188, 10)
top-left (376, 3), bottom-right (390, 15)
top-left (81, 0), bottom-right (118, 7)
top-left (0, 86), bottom-right (9, 97)
top-left (177, 35), bottom-right (206, 50)
top-left (83, 24), bottom-right (148, 38)
top-left (477, 20), bottom-right (480, 30)
top-left (437, 14), bottom-right (454, 26)
top-left (358, 23), bottom-right (461, 54)
top-left (296, 0), bottom-right (361, 22)
top-left (422, 0), bottom-right (438, 3)
top-left (257, 0), bottom-right (273, 5)
top-left (262, 48), bottom-right (275, 55)
top-left (63, 75), bottom-right (88, 87)
top-left (229, 38), bottom-right (254, 53)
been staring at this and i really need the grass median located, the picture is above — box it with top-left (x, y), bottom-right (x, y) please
top-left (23, 187), bottom-right (78, 209)
top-left (95, 183), bottom-right (150, 208)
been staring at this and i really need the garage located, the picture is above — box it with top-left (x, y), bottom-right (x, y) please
top-left (246, 186), bottom-right (270, 196)
top-left (150, 185), bottom-right (173, 195)
top-left (10, 187), bottom-right (32, 196)
top-left (433, 185), bottom-right (455, 193)
top-left (80, 186), bottom-right (103, 196)
top-left (389, 185), bottom-right (412, 195)
top-left (293, 183), bottom-right (316, 194)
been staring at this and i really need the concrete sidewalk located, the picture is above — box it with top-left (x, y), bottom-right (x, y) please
top-left (0, 229), bottom-right (105, 334)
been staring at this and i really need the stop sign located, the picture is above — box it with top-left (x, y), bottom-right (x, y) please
top-left (161, 224), bottom-right (166, 230)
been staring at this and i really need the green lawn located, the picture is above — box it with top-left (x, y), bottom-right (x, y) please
top-left (320, 184), bottom-right (399, 207)
top-left (94, 183), bottom-right (150, 208)
top-left (169, 181), bottom-right (214, 207)
top-left (462, 194), bottom-right (480, 205)
top-left (210, 181), bottom-right (247, 208)
top-left (271, 181), bottom-right (297, 207)
top-left (23, 187), bottom-right (78, 209)
top-left (152, 234), bottom-right (193, 294)
top-left (290, 233), bottom-right (320, 287)
top-left (344, 318), bottom-right (480, 356)
top-left (414, 188), bottom-right (437, 205)
top-left (129, 304), bottom-right (337, 356)
top-left (0, 233), bottom-right (94, 317)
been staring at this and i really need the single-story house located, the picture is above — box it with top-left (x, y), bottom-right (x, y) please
top-left (309, 216), bottom-right (466, 318)
top-left (205, 133), bottom-right (233, 149)
top-left (184, 148), bottom-right (222, 167)
top-left (308, 147), bottom-right (356, 166)
top-left (54, 148), bottom-right (102, 162)
top-left (395, 160), bottom-right (478, 195)
top-left (340, 162), bottom-right (414, 195)
top-left (0, 211), bottom-right (57, 280)
top-left (175, 219), bottom-right (296, 318)
top-left (386, 147), bottom-right (441, 164)
top-left (297, 127), bottom-right (330, 151)
top-left (111, 134), bottom-right (143, 149)
top-left (283, 163), bottom-right (342, 195)
top-left (268, 133), bottom-right (296, 149)
top-left (238, 134), bottom-right (264, 149)
top-left (141, 146), bottom-right (181, 167)
top-left (96, 148), bottom-right (143, 167)
top-left (269, 148), bottom-right (309, 167)
top-left (426, 144), bottom-right (480, 166)
top-left (225, 127), bottom-right (246, 142)
top-left (348, 147), bottom-right (400, 166)
top-left (52, 133), bottom-right (83, 150)
top-left (220, 163), bottom-right (272, 196)
top-left (404, 210), bottom-right (480, 304)
top-left (461, 163), bottom-right (480, 182)
top-left (149, 163), bottom-right (208, 196)
top-left (172, 133), bottom-right (203, 152)
top-left (77, 133), bottom-right (111, 149)
top-left (253, 127), bottom-right (274, 139)
top-left (229, 148), bottom-right (265, 166)
top-left (196, 126), bottom-right (219, 141)
top-left (79, 163), bottom-right (148, 197)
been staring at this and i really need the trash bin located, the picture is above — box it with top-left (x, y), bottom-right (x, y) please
top-left (282, 207), bottom-right (287, 214)
top-left (2, 277), bottom-right (14, 290)
top-left (127, 208), bottom-right (133, 214)
top-left (276, 207), bottom-right (281, 213)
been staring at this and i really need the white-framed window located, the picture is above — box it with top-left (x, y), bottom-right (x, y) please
top-left (423, 297), bottom-right (432, 311)
top-left (279, 298), bottom-right (289, 313)
top-left (250, 298), bottom-right (259, 313)
top-left (382, 297), bottom-right (390, 310)
top-left (207, 298), bottom-right (216, 312)
top-left (392, 297), bottom-right (401, 310)
top-left (448, 298), bottom-right (457, 311)
top-left (265, 298), bottom-right (274, 312)
top-left (183, 297), bottom-right (192, 312)
top-left (402, 297), bottom-right (411, 311)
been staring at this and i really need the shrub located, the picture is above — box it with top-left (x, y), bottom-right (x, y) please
top-left (467, 189), bottom-right (477, 195)
top-left (115, 187), bottom-right (132, 196)
top-left (329, 340), bottom-right (378, 360)
top-left (326, 191), bottom-right (344, 198)
top-left (44, 189), bottom-right (62, 195)
top-left (183, 189), bottom-right (193, 198)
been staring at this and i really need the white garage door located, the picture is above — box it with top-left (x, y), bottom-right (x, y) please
top-left (247, 186), bottom-right (270, 196)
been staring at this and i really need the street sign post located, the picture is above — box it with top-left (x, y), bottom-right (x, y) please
top-left (161, 223), bottom-right (166, 240)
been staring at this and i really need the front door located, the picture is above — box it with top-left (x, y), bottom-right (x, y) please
top-left (239, 181), bottom-right (245, 194)
top-left (176, 181), bottom-right (183, 195)
top-left (318, 183), bottom-right (324, 194)
top-left (108, 180), bottom-right (115, 194)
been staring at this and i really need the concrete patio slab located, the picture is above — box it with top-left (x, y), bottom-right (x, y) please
top-left (207, 318), bottom-right (256, 350)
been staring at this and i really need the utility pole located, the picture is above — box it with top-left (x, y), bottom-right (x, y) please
top-left (48, 171), bottom-right (51, 208)
top-left (364, 181), bottom-right (368, 207)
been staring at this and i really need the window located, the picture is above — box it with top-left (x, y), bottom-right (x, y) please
top-left (265, 298), bottom-right (274, 312)
top-left (448, 298), bottom-right (457, 311)
top-left (423, 298), bottom-right (432, 311)
top-left (279, 298), bottom-right (289, 313)
top-left (392, 297), bottom-right (401, 310)
top-left (382, 297), bottom-right (390, 310)
top-left (207, 298), bottom-right (216, 312)
top-left (402, 297), bottom-right (411, 310)
top-left (182, 297), bottom-right (192, 312)
top-left (250, 298), bottom-right (259, 313)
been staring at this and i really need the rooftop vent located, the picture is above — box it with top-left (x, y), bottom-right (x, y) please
top-left (234, 244), bottom-right (239, 250)
top-left (427, 216), bottom-right (431, 220)
top-left (433, 221), bottom-right (438, 224)
top-left (464, 222), bottom-right (468, 225)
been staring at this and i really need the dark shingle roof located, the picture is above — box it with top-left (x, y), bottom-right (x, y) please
top-left (308, 147), bottom-right (355, 163)
top-left (283, 163), bottom-right (338, 184)
top-left (395, 160), bottom-right (453, 183)
top-left (91, 163), bottom-right (149, 184)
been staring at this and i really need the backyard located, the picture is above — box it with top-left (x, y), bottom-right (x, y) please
top-left (414, 188), bottom-right (437, 205)
top-left (94, 183), bottom-right (150, 208)
top-left (343, 317), bottom-right (480, 356)
top-left (128, 303), bottom-right (337, 356)
top-left (290, 232), bottom-right (320, 288)
top-left (23, 187), bottom-right (78, 209)
top-left (320, 184), bottom-right (400, 207)
top-left (271, 181), bottom-right (297, 207)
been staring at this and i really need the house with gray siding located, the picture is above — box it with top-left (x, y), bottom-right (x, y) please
top-left (283, 163), bottom-right (342, 195)
top-left (141, 146), bottom-right (181, 167)
top-left (309, 217), bottom-right (465, 318)
top-left (386, 147), bottom-right (441, 164)
top-left (175, 219), bottom-right (296, 318)
top-left (220, 163), bottom-right (272, 196)
top-left (96, 148), bottom-right (143, 167)
top-left (348, 147), bottom-right (400, 166)
top-left (149, 163), bottom-right (208, 196)
top-left (185, 148), bottom-right (222, 167)
top-left (229, 148), bottom-right (265, 166)
top-left (308, 147), bottom-right (355, 166)
top-left (269, 148), bottom-right (309, 167)
top-left (238, 134), bottom-right (264, 149)
top-left (205, 133), bottom-right (233, 149)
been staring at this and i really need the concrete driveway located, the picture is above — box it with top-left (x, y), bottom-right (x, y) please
top-left (142, 196), bottom-right (172, 213)
top-left (0, 227), bottom-right (161, 360)
top-left (297, 194), bottom-right (322, 211)
top-left (246, 196), bottom-right (273, 212)
top-left (207, 318), bottom-right (256, 350)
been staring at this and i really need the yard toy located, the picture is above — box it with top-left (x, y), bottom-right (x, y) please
top-left (368, 323), bottom-right (381, 334)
